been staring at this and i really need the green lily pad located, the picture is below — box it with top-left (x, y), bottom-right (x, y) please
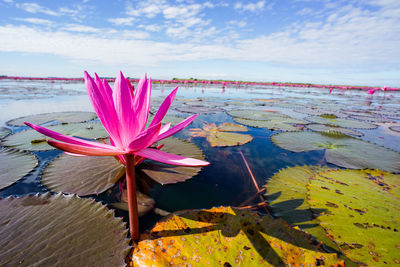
top-left (41, 153), bottom-right (124, 196)
top-left (307, 124), bottom-right (364, 137)
top-left (130, 206), bottom-right (341, 266)
top-left (138, 137), bottom-right (206, 185)
top-left (271, 131), bottom-right (400, 172)
top-left (0, 148), bottom-right (38, 190)
top-left (0, 193), bottom-right (130, 266)
top-left (7, 111), bottom-right (97, 126)
top-left (306, 115), bottom-right (376, 129)
top-left (2, 122), bottom-right (108, 151)
top-left (0, 127), bottom-right (11, 139)
top-left (308, 169), bottom-right (400, 265)
top-left (189, 123), bottom-right (253, 147)
top-left (228, 110), bottom-right (290, 121)
top-left (234, 118), bottom-right (303, 132)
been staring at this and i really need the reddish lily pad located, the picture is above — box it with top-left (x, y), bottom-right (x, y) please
top-left (7, 111), bottom-right (97, 126)
top-left (0, 148), bottom-right (38, 190)
top-left (0, 193), bottom-right (130, 266)
top-left (189, 123), bottom-right (253, 147)
top-left (271, 131), bottom-right (400, 172)
top-left (130, 206), bottom-right (341, 266)
top-left (308, 169), bottom-right (400, 265)
top-left (2, 122), bottom-right (108, 151)
top-left (138, 137), bottom-right (206, 185)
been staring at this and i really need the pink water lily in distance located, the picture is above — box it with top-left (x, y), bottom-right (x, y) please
top-left (25, 71), bottom-right (209, 241)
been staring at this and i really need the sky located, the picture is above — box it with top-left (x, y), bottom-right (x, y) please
top-left (0, 0), bottom-right (399, 86)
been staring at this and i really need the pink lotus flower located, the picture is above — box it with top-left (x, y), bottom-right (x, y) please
top-left (25, 71), bottom-right (209, 240)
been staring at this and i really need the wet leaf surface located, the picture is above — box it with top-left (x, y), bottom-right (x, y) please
top-left (308, 169), bottom-right (400, 265)
top-left (2, 122), bottom-right (108, 151)
top-left (0, 148), bottom-right (38, 190)
top-left (189, 122), bottom-right (253, 147)
top-left (0, 193), bottom-right (130, 266)
top-left (130, 206), bottom-right (341, 266)
top-left (7, 111), bottom-right (97, 126)
top-left (110, 190), bottom-right (156, 217)
top-left (271, 131), bottom-right (400, 172)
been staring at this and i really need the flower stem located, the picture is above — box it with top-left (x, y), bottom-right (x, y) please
top-left (125, 154), bottom-right (140, 241)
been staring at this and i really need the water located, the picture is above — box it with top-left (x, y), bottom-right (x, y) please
top-left (1, 79), bottom-right (399, 232)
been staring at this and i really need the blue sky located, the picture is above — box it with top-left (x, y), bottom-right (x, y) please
top-left (0, 0), bottom-right (399, 86)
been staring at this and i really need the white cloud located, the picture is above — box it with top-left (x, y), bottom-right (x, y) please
top-left (108, 17), bottom-right (134, 26)
top-left (138, 24), bottom-right (162, 32)
top-left (16, 3), bottom-right (59, 16)
top-left (61, 24), bottom-right (101, 33)
top-left (234, 1), bottom-right (266, 12)
top-left (15, 17), bottom-right (53, 26)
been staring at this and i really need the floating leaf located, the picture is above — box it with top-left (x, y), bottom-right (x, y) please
top-left (175, 105), bottom-right (222, 114)
top-left (228, 110), bottom-right (289, 121)
top-left (130, 206), bottom-right (341, 266)
top-left (389, 125), bottom-right (400, 133)
top-left (234, 118), bottom-right (303, 132)
top-left (307, 124), bottom-right (363, 137)
top-left (0, 148), bottom-right (38, 190)
top-left (271, 131), bottom-right (400, 172)
top-left (7, 111), bottom-right (97, 126)
top-left (2, 122), bottom-right (108, 151)
top-left (189, 122), bottom-right (253, 147)
top-left (138, 137), bottom-right (206, 185)
top-left (0, 193), bottom-right (130, 266)
top-left (110, 190), bottom-right (155, 217)
top-left (41, 153), bottom-right (124, 196)
top-left (306, 115), bottom-right (376, 129)
top-left (308, 169), bottom-right (400, 265)
top-left (0, 127), bottom-right (11, 139)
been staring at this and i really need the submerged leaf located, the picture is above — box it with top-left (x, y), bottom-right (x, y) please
top-left (2, 122), bottom-right (108, 151)
top-left (0, 193), bottom-right (130, 266)
top-left (308, 169), bottom-right (400, 265)
top-left (0, 148), bottom-right (38, 190)
top-left (234, 118), bottom-right (302, 132)
top-left (110, 190), bottom-right (155, 217)
top-left (271, 131), bottom-right (400, 172)
top-left (189, 123), bottom-right (253, 147)
top-left (7, 111), bottom-right (97, 126)
top-left (130, 206), bottom-right (341, 266)
top-left (138, 137), bottom-right (206, 184)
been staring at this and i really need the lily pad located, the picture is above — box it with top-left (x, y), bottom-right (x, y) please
top-left (138, 137), bottom-right (206, 185)
top-left (0, 193), bottom-right (130, 266)
top-left (271, 131), bottom-right (400, 172)
top-left (189, 123), bottom-right (253, 147)
top-left (389, 125), bottom-right (400, 133)
top-left (0, 148), bottom-right (38, 190)
top-left (7, 111), bottom-right (97, 126)
top-left (308, 169), bottom-right (400, 265)
top-left (175, 105), bottom-right (223, 114)
top-left (228, 110), bottom-right (289, 121)
top-left (306, 115), bottom-right (376, 129)
top-left (234, 118), bottom-right (303, 132)
top-left (41, 153), bottom-right (124, 196)
top-left (0, 127), bottom-right (11, 139)
top-left (2, 122), bottom-right (108, 151)
top-left (307, 124), bottom-right (363, 137)
top-left (130, 206), bottom-right (341, 266)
